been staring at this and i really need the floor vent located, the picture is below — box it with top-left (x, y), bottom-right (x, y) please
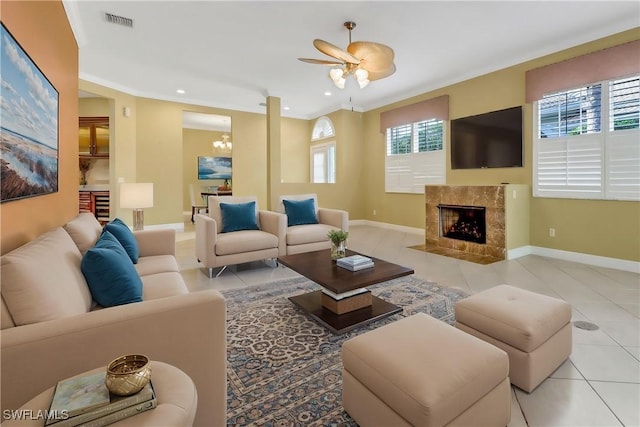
top-left (104, 13), bottom-right (134, 28)
top-left (573, 320), bottom-right (599, 331)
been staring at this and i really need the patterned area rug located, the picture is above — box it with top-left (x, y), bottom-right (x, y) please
top-left (222, 275), bottom-right (469, 426)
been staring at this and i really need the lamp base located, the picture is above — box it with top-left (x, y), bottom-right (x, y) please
top-left (132, 209), bottom-right (145, 231)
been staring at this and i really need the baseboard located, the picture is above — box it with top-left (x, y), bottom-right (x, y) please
top-left (508, 245), bottom-right (639, 273)
top-left (350, 219), bottom-right (424, 236)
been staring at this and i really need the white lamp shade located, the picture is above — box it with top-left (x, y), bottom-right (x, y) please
top-left (120, 183), bottom-right (154, 208)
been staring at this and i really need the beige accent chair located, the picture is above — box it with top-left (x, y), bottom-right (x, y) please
top-left (278, 193), bottom-right (349, 255)
top-left (195, 195), bottom-right (286, 277)
top-left (189, 183), bottom-right (208, 223)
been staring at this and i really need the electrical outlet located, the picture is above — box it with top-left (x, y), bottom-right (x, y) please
top-left (512, 190), bottom-right (517, 199)
top-left (373, 209), bottom-right (377, 216)
top-left (549, 228), bottom-right (556, 237)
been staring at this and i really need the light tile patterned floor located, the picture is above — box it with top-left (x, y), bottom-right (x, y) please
top-left (176, 223), bottom-right (640, 427)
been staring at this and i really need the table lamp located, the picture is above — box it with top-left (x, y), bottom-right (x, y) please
top-left (120, 183), bottom-right (154, 231)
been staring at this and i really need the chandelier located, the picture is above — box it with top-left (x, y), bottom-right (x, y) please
top-left (213, 134), bottom-right (232, 151)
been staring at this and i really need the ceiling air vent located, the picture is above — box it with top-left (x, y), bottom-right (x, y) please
top-left (104, 13), bottom-right (134, 28)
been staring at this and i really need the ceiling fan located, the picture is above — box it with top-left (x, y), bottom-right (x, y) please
top-left (298, 21), bottom-right (396, 89)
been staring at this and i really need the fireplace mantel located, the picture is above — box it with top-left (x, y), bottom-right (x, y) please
top-left (425, 185), bottom-right (529, 261)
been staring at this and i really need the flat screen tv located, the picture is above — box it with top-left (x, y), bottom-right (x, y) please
top-left (450, 106), bottom-right (523, 169)
top-left (198, 156), bottom-right (232, 180)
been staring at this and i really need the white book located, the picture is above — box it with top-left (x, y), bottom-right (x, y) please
top-left (321, 287), bottom-right (368, 300)
top-left (337, 255), bottom-right (373, 266)
top-left (338, 261), bottom-right (375, 271)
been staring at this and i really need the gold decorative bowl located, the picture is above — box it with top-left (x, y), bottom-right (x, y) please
top-left (105, 354), bottom-right (151, 396)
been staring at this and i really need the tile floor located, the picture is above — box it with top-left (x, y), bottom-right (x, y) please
top-left (176, 223), bottom-right (640, 427)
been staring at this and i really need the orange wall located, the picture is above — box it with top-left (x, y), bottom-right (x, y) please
top-left (0, 1), bottom-right (79, 254)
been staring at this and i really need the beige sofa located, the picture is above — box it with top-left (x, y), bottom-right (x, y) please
top-left (1, 213), bottom-right (226, 427)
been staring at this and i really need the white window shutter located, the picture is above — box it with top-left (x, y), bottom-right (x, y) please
top-left (606, 131), bottom-right (640, 200)
top-left (535, 136), bottom-right (603, 197)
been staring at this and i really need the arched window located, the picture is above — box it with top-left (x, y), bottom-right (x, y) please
top-left (310, 117), bottom-right (336, 183)
top-left (312, 116), bottom-right (335, 140)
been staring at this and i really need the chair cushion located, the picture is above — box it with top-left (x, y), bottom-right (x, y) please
top-left (103, 218), bottom-right (139, 263)
top-left (208, 195), bottom-right (259, 233)
top-left (215, 230), bottom-right (278, 256)
top-left (278, 193), bottom-right (319, 214)
top-left (1, 228), bottom-right (93, 326)
top-left (63, 213), bottom-right (103, 254)
top-left (220, 201), bottom-right (260, 232)
top-left (286, 223), bottom-right (337, 246)
top-left (81, 231), bottom-right (143, 307)
top-left (141, 272), bottom-right (189, 300)
top-left (135, 255), bottom-right (180, 276)
top-left (283, 198), bottom-right (319, 226)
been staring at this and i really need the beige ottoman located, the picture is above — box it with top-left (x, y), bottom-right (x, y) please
top-left (342, 313), bottom-right (510, 427)
top-left (455, 284), bottom-right (572, 392)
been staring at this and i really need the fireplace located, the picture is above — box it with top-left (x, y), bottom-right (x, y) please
top-left (438, 204), bottom-right (486, 244)
top-left (425, 185), bottom-right (511, 261)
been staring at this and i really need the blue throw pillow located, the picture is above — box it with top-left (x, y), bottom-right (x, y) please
top-left (103, 218), bottom-right (139, 263)
top-left (283, 198), bottom-right (318, 227)
top-left (81, 231), bottom-right (143, 307)
top-left (220, 201), bottom-right (259, 233)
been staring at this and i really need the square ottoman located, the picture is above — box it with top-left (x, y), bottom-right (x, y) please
top-left (342, 313), bottom-right (510, 427)
top-left (455, 284), bottom-right (572, 392)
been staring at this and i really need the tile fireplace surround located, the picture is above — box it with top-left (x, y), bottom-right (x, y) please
top-left (425, 185), bottom-right (506, 260)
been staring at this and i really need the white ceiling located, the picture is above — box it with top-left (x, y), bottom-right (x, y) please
top-left (63, 1), bottom-right (639, 120)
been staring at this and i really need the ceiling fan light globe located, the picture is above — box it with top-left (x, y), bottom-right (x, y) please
top-left (358, 78), bottom-right (370, 89)
top-left (355, 68), bottom-right (369, 80)
top-left (329, 68), bottom-right (344, 82)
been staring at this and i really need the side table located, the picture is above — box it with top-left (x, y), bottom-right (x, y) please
top-left (1, 361), bottom-right (197, 426)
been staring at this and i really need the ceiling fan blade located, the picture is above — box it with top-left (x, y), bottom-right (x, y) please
top-left (348, 41), bottom-right (396, 80)
top-left (313, 39), bottom-right (360, 64)
top-left (366, 63), bottom-right (396, 81)
top-left (298, 58), bottom-right (344, 66)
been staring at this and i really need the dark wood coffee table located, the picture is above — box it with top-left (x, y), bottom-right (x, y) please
top-left (278, 249), bottom-right (414, 334)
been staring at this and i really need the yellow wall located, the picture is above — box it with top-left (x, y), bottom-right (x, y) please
top-left (0, 1), bottom-right (79, 254)
top-left (272, 109), bottom-right (367, 218)
top-left (281, 117), bottom-right (310, 183)
top-left (78, 81), bottom-right (138, 221)
top-left (362, 28), bottom-right (640, 261)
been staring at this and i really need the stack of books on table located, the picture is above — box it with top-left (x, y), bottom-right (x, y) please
top-left (337, 254), bottom-right (374, 271)
top-left (46, 371), bottom-right (156, 427)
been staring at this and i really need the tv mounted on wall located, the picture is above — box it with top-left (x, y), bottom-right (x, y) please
top-left (450, 106), bottom-right (523, 169)
top-left (198, 156), bottom-right (232, 180)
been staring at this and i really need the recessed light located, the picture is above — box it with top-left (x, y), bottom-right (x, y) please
top-left (176, 89), bottom-right (185, 94)
top-left (324, 91), bottom-right (332, 96)
top-left (283, 106), bottom-right (290, 111)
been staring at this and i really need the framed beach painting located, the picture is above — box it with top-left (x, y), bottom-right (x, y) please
top-left (0, 22), bottom-right (59, 203)
top-left (198, 156), bottom-right (232, 180)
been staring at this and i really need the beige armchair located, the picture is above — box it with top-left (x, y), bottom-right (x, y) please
top-left (278, 193), bottom-right (349, 255)
top-left (195, 195), bottom-right (286, 277)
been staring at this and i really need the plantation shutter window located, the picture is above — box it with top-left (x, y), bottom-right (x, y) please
top-left (382, 96), bottom-right (448, 193)
top-left (530, 41), bottom-right (640, 201)
top-left (606, 76), bottom-right (640, 200)
top-left (533, 75), bottom-right (639, 201)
